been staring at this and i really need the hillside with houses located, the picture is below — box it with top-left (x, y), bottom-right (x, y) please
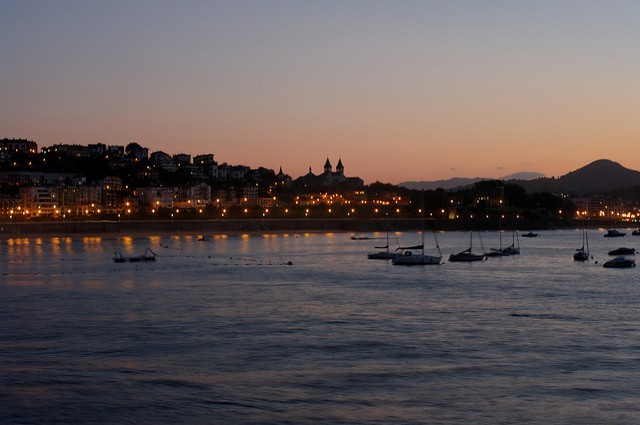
top-left (1, 138), bottom-right (639, 228)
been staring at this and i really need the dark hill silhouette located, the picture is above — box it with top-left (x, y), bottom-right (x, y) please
top-left (400, 172), bottom-right (543, 191)
top-left (511, 159), bottom-right (640, 195)
top-left (400, 160), bottom-right (640, 195)
top-left (400, 177), bottom-right (488, 190)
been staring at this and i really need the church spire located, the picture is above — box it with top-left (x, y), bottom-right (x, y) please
top-left (336, 158), bottom-right (344, 176)
top-left (324, 157), bottom-right (332, 175)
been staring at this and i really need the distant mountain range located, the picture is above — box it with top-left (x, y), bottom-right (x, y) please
top-left (501, 171), bottom-right (546, 181)
top-left (400, 177), bottom-right (489, 191)
top-left (399, 160), bottom-right (640, 195)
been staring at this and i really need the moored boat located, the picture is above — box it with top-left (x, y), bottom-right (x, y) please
top-left (500, 243), bottom-right (520, 256)
top-left (603, 256), bottom-right (635, 268)
top-left (449, 248), bottom-right (486, 262)
top-left (391, 228), bottom-right (442, 266)
top-left (486, 227), bottom-right (519, 257)
top-left (113, 248), bottom-right (157, 263)
top-left (367, 232), bottom-right (396, 260)
top-left (604, 229), bottom-right (625, 237)
top-left (489, 230), bottom-right (520, 256)
top-left (574, 225), bottom-right (590, 261)
top-left (392, 250), bottom-right (442, 265)
top-left (573, 248), bottom-right (589, 261)
top-left (449, 232), bottom-right (486, 262)
top-left (608, 247), bottom-right (636, 256)
top-left (113, 252), bottom-right (126, 263)
top-left (521, 232), bottom-right (539, 238)
top-left (367, 250), bottom-right (396, 260)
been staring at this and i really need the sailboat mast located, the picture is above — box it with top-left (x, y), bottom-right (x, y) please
top-left (585, 228), bottom-right (590, 255)
top-left (420, 190), bottom-right (425, 255)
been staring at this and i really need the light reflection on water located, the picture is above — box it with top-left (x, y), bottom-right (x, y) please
top-left (1, 229), bottom-right (639, 424)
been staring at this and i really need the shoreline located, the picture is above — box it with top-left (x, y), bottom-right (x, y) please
top-left (0, 218), bottom-right (635, 238)
top-left (0, 218), bottom-right (411, 238)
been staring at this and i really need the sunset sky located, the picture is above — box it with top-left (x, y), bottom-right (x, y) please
top-left (1, 0), bottom-right (638, 184)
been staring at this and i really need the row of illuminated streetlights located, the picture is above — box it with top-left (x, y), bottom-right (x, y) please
top-left (1, 205), bottom-right (414, 219)
top-left (0, 203), bottom-right (535, 220)
top-left (4, 200), bottom-right (639, 222)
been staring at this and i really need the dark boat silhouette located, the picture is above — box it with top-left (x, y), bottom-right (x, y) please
top-left (604, 229), bottom-right (625, 237)
top-left (113, 248), bottom-right (157, 263)
top-left (608, 247), bottom-right (636, 256)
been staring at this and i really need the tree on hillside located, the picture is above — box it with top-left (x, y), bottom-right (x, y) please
top-left (504, 184), bottom-right (527, 207)
top-left (125, 142), bottom-right (145, 160)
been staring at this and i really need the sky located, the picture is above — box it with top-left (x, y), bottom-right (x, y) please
top-left (1, 0), bottom-right (639, 184)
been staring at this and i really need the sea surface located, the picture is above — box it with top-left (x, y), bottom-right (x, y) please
top-left (1, 229), bottom-right (639, 424)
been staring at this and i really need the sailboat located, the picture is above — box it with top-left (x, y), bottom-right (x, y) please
top-left (486, 229), bottom-right (506, 257)
top-left (449, 232), bottom-right (486, 262)
top-left (574, 226), bottom-right (590, 261)
top-left (391, 230), bottom-right (442, 265)
top-left (392, 192), bottom-right (442, 265)
top-left (485, 216), bottom-right (519, 257)
top-left (367, 232), bottom-right (396, 259)
top-left (392, 209), bottom-right (442, 266)
top-left (501, 231), bottom-right (520, 255)
top-left (486, 229), bottom-right (518, 257)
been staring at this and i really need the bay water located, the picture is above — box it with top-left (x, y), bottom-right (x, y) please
top-left (1, 229), bottom-right (639, 424)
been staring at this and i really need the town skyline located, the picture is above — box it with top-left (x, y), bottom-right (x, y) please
top-left (2, 137), bottom-right (639, 229)
top-left (7, 137), bottom-right (640, 187)
top-left (5, 137), bottom-right (640, 193)
top-left (2, 1), bottom-right (639, 184)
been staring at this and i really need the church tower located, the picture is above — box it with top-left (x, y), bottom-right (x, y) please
top-left (324, 157), bottom-right (332, 175)
top-left (336, 158), bottom-right (344, 177)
